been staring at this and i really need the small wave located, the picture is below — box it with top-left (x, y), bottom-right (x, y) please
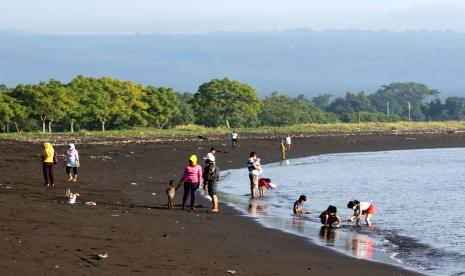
top-left (373, 228), bottom-right (465, 273)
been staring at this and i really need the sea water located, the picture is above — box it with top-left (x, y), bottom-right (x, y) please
top-left (218, 148), bottom-right (465, 276)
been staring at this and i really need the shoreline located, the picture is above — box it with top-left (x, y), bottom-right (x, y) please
top-left (1, 132), bottom-right (464, 275)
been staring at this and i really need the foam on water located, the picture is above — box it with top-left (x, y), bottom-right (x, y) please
top-left (217, 148), bottom-right (465, 276)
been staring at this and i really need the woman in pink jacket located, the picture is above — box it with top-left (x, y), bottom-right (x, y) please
top-left (179, 155), bottom-right (203, 210)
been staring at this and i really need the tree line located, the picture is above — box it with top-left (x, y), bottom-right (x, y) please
top-left (0, 76), bottom-right (464, 133)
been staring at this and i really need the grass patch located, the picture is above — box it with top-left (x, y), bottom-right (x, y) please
top-left (1, 121), bottom-right (465, 139)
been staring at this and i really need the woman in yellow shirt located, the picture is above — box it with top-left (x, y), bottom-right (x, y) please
top-left (42, 142), bottom-right (56, 186)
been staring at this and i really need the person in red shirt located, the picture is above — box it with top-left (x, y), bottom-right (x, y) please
top-left (258, 178), bottom-right (273, 198)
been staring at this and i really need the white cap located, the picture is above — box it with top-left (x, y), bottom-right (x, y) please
top-left (204, 152), bottom-right (215, 162)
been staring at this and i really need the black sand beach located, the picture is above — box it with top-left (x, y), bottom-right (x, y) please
top-left (2, 131), bottom-right (464, 275)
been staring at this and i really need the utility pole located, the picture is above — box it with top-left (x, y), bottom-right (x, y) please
top-left (408, 102), bottom-right (411, 120)
top-left (387, 102), bottom-right (390, 117)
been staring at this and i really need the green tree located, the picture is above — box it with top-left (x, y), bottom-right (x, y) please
top-left (311, 94), bottom-right (333, 111)
top-left (422, 99), bottom-right (444, 121)
top-left (66, 76), bottom-right (92, 132)
top-left (0, 93), bottom-right (14, 132)
top-left (12, 80), bottom-right (67, 133)
top-left (81, 77), bottom-right (114, 131)
top-left (44, 80), bottom-right (68, 132)
top-left (443, 97), bottom-right (465, 120)
top-left (327, 91), bottom-right (372, 115)
top-left (259, 92), bottom-right (337, 126)
top-left (0, 92), bottom-right (28, 132)
top-left (369, 82), bottom-right (439, 121)
top-left (191, 78), bottom-right (262, 128)
top-left (142, 86), bottom-right (179, 128)
top-left (171, 92), bottom-right (195, 126)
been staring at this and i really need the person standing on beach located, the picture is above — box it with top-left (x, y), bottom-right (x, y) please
top-left (65, 143), bottom-right (80, 182)
top-left (280, 140), bottom-right (286, 160)
top-left (231, 130), bottom-right (238, 149)
top-left (179, 155), bottom-right (203, 210)
top-left (203, 156), bottom-right (220, 212)
top-left (202, 147), bottom-right (216, 195)
top-left (247, 152), bottom-right (259, 199)
top-left (42, 142), bottom-right (57, 187)
top-left (285, 134), bottom-right (292, 151)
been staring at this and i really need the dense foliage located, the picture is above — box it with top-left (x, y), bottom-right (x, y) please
top-left (1, 77), bottom-right (464, 133)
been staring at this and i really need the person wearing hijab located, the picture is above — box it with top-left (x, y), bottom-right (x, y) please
top-left (42, 142), bottom-right (56, 186)
top-left (178, 155), bottom-right (203, 210)
top-left (65, 143), bottom-right (80, 182)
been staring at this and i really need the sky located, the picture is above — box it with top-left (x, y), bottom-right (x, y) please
top-left (1, 0), bottom-right (465, 34)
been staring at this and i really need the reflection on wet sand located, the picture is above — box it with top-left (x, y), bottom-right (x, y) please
top-left (248, 202), bottom-right (268, 216)
top-left (346, 234), bottom-right (374, 260)
top-left (319, 226), bottom-right (340, 246)
top-left (292, 217), bottom-right (305, 233)
top-left (280, 160), bottom-right (290, 166)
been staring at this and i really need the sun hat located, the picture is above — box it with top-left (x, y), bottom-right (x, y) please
top-left (189, 155), bottom-right (198, 165)
top-left (203, 152), bottom-right (215, 162)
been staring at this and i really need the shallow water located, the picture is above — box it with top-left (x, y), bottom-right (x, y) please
top-left (218, 148), bottom-right (465, 276)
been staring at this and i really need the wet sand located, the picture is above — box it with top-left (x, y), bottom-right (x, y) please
top-left (2, 131), bottom-right (464, 275)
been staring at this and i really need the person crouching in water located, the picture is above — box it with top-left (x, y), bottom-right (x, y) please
top-left (319, 205), bottom-right (341, 228)
top-left (258, 178), bottom-right (273, 198)
top-left (203, 156), bottom-right (220, 212)
top-left (347, 200), bottom-right (375, 226)
top-left (293, 195), bottom-right (311, 215)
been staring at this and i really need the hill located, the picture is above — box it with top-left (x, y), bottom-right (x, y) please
top-left (1, 30), bottom-right (465, 97)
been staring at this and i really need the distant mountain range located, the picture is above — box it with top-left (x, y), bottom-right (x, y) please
top-left (1, 30), bottom-right (465, 97)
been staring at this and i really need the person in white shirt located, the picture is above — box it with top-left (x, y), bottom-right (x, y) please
top-left (347, 200), bottom-right (375, 226)
top-left (285, 134), bottom-right (292, 151)
top-left (231, 131), bottom-right (238, 149)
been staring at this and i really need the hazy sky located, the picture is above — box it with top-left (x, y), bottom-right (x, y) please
top-left (2, 0), bottom-right (465, 34)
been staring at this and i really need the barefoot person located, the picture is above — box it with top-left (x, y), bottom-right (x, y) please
top-left (285, 134), bottom-right (292, 151)
top-left (247, 152), bottom-right (259, 199)
top-left (347, 200), bottom-right (375, 226)
top-left (202, 147), bottom-right (216, 195)
top-left (179, 155), bottom-right (203, 210)
top-left (258, 177), bottom-right (273, 198)
top-left (42, 142), bottom-right (57, 187)
top-left (280, 140), bottom-right (286, 160)
top-left (166, 180), bottom-right (176, 209)
top-left (65, 143), bottom-right (80, 182)
top-left (203, 155), bottom-right (220, 212)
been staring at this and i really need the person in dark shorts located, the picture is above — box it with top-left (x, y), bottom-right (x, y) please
top-left (203, 156), bottom-right (220, 212)
top-left (231, 130), bottom-right (238, 149)
top-left (65, 143), bottom-right (80, 182)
